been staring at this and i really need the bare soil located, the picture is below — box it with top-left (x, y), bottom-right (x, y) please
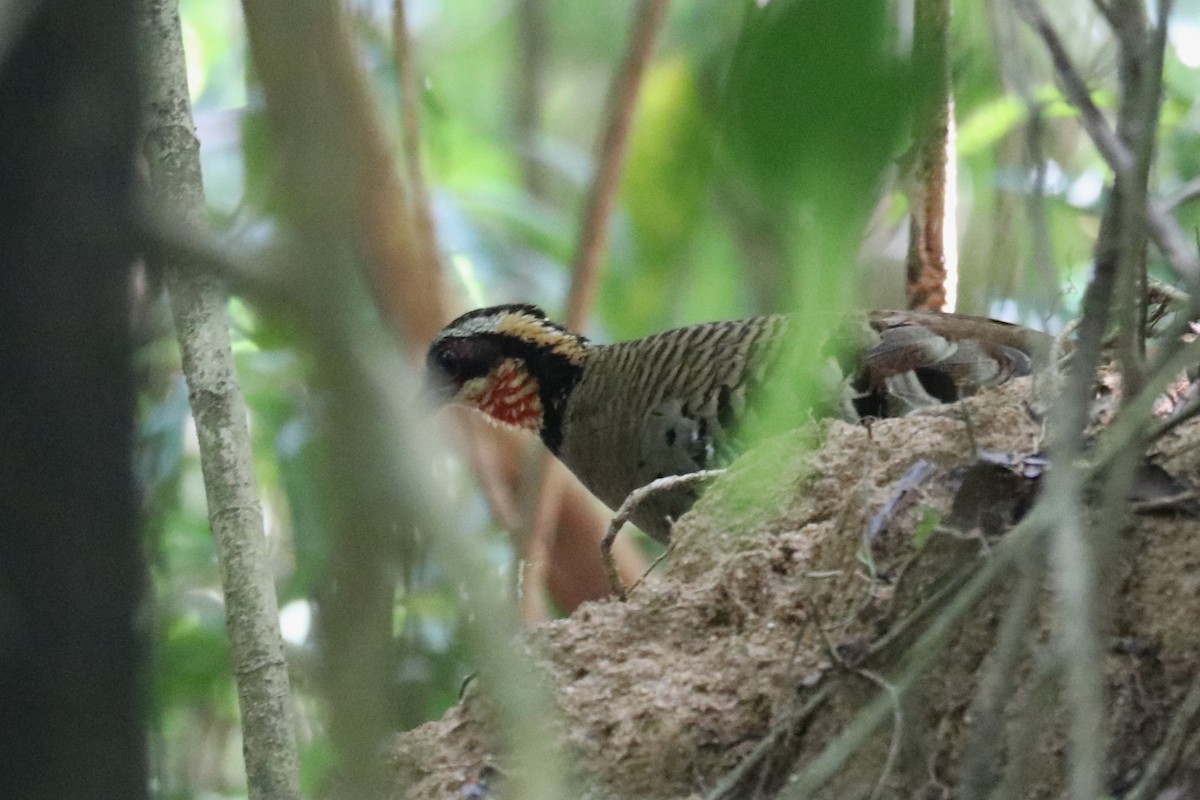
top-left (392, 378), bottom-right (1200, 799)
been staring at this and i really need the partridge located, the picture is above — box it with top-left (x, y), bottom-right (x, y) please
top-left (425, 304), bottom-right (1052, 544)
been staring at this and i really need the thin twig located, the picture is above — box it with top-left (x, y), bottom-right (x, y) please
top-left (1091, 0), bottom-right (1121, 29)
top-left (1150, 394), bottom-right (1200, 442)
top-left (1165, 174), bottom-right (1200, 210)
top-left (861, 557), bottom-right (980, 663)
top-left (565, 0), bottom-right (672, 330)
top-left (958, 547), bottom-right (1045, 800)
top-left (859, 668), bottom-right (903, 800)
top-left (1012, 0), bottom-right (1200, 290)
top-left (777, 506), bottom-right (1052, 799)
top-left (704, 685), bottom-right (834, 800)
top-left (602, 470), bottom-right (726, 599)
top-left (626, 543), bottom-right (675, 597)
top-left (1114, 0), bottom-right (1169, 391)
top-left (1131, 490), bottom-right (1199, 513)
top-left (393, 0), bottom-right (446, 292)
top-left (1012, 0), bottom-right (1131, 170)
top-left (988, 652), bottom-right (1064, 800)
top-left (1013, 4), bottom-right (1171, 797)
top-left (1147, 275), bottom-right (1192, 306)
top-left (1123, 665), bottom-right (1200, 800)
top-left (1025, 103), bottom-right (1063, 319)
top-left (515, 0), bottom-right (549, 198)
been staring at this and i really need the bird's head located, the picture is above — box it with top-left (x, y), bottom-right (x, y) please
top-left (424, 304), bottom-right (589, 447)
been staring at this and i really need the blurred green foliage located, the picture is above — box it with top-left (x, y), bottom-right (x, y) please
top-left (140, 0), bottom-right (1200, 796)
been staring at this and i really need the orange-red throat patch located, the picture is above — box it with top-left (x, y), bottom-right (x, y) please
top-left (463, 358), bottom-right (544, 432)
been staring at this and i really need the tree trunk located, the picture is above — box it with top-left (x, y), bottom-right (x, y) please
top-left (0, 2), bottom-right (146, 797)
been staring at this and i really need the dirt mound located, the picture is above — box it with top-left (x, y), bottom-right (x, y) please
top-left (392, 378), bottom-right (1200, 799)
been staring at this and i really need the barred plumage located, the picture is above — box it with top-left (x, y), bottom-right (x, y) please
top-left (426, 305), bottom-right (1050, 543)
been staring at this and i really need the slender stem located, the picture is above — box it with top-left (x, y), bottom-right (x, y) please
top-left (1165, 174), bottom-right (1200, 210)
top-left (905, 0), bottom-right (955, 312)
top-left (565, 0), bottom-right (672, 330)
top-left (1013, 0), bottom-right (1200, 291)
top-left (958, 548), bottom-right (1044, 800)
top-left (140, 1), bottom-right (301, 798)
top-left (526, 0), bottom-right (672, 604)
top-left (515, 0), bottom-right (549, 198)
top-left (240, 2), bottom-right (426, 793)
top-left (1123, 662), bottom-right (1200, 800)
top-left (779, 510), bottom-right (1050, 798)
top-left (601, 470), bottom-right (726, 599)
top-left (394, 0), bottom-right (446, 300)
top-left (1012, 3), bottom-right (1173, 798)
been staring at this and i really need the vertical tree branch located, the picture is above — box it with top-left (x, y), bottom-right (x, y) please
top-left (958, 549), bottom-right (1045, 799)
top-left (565, 0), bottom-right (672, 329)
top-left (240, 3), bottom-right (580, 794)
top-left (1010, 0), bottom-right (1114, 793)
top-left (0, 2), bottom-right (146, 797)
top-left (243, 0), bottom-right (445, 346)
top-left (393, 0), bottom-right (445, 293)
top-left (524, 0), bottom-right (671, 611)
top-left (138, 2), bottom-right (302, 798)
top-left (904, 0), bottom-right (956, 312)
top-left (1013, 2), bottom-right (1172, 797)
top-left (1024, 103), bottom-right (1063, 318)
top-left (240, 2), bottom-right (412, 793)
top-left (515, 0), bottom-right (549, 198)
top-left (1108, 0), bottom-right (1170, 395)
top-left (316, 331), bottom-right (571, 800)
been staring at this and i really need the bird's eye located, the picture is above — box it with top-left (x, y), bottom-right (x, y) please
top-left (436, 348), bottom-right (460, 375)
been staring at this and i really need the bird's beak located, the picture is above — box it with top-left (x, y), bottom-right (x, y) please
top-left (419, 372), bottom-right (457, 409)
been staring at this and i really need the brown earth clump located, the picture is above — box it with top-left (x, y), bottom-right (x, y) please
top-left (392, 378), bottom-right (1200, 799)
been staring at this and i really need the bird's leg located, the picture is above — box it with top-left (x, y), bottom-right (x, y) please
top-left (602, 469), bottom-right (728, 600)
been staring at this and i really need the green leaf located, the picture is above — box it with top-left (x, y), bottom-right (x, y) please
top-left (912, 507), bottom-right (942, 550)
